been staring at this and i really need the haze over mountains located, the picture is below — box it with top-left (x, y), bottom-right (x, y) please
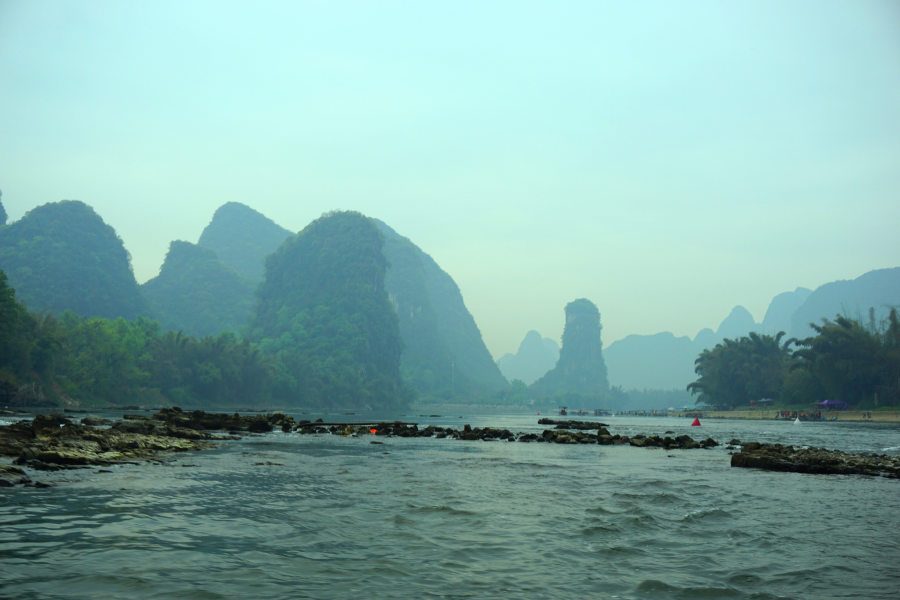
top-left (497, 270), bottom-right (898, 391)
top-left (197, 202), bottom-right (293, 283)
top-left (141, 241), bottom-right (256, 338)
top-left (0, 195), bottom-right (510, 404)
top-left (0, 192), bottom-right (896, 407)
top-left (496, 331), bottom-right (559, 385)
top-left (603, 269), bottom-right (899, 391)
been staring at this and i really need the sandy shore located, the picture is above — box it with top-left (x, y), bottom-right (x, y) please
top-left (699, 410), bottom-right (900, 422)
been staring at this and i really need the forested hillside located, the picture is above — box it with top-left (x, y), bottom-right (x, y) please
top-left (0, 200), bottom-right (151, 320)
top-left (141, 241), bottom-right (256, 338)
top-left (252, 211), bottom-right (410, 410)
top-left (198, 202), bottom-right (293, 282)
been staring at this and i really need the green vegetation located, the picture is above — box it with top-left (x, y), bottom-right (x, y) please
top-left (141, 241), bottom-right (256, 338)
top-left (688, 332), bottom-right (793, 408)
top-left (688, 310), bottom-right (900, 408)
top-left (530, 299), bottom-right (610, 406)
top-left (0, 268), bottom-right (279, 407)
top-left (251, 211), bottom-right (411, 410)
top-left (0, 200), bottom-right (151, 320)
top-left (0, 190), bottom-right (7, 226)
top-left (198, 202), bottom-right (293, 282)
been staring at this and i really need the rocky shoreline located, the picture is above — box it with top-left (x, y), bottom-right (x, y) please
top-left (2, 409), bottom-right (898, 487)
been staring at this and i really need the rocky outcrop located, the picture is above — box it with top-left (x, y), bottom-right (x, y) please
top-left (0, 410), bottom-right (307, 488)
top-left (730, 442), bottom-right (900, 478)
top-left (0, 412), bottom-right (250, 486)
top-left (530, 299), bottom-right (609, 398)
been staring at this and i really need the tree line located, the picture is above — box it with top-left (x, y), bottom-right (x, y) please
top-left (688, 309), bottom-right (900, 408)
top-left (0, 213), bottom-right (413, 411)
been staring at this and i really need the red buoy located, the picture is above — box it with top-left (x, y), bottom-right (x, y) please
top-left (691, 418), bottom-right (701, 426)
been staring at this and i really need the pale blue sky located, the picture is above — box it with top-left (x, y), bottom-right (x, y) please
top-left (1, 0), bottom-right (898, 357)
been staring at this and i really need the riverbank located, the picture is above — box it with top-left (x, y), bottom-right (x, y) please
top-left (697, 410), bottom-right (900, 422)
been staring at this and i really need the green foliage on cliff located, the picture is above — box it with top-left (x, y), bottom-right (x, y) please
top-left (198, 202), bottom-right (293, 282)
top-left (252, 211), bottom-right (410, 410)
top-left (141, 241), bottom-right (256, 338)
top-left (688, 310), bottom-right (900, 408)
top-left (0, 200), bottom-right (151, 320)
top-left (531, 299), bottom-right (609, 402)
top-left (0, 190), bottom-right (7, 226)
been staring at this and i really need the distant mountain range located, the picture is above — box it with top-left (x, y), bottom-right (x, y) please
top-left (603, 267), bottom-right (899, 390)
top-left (496, 331), bottom-right (559, 385)
top-left (1, 195), bottom-right (895, 401)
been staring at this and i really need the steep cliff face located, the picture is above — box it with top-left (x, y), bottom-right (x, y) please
top-left (141, 241), bottom-right (256, 338)
top-left (378, 224), bottom-right (468, 397)
top-left (375, 220), bottom-right (508, 395)
top-left (198, 202), bottom-right (293, 282)
top-left (0, 200), bottom-right (150, 320)
top-left (531, 299), bottom-right (609, 396)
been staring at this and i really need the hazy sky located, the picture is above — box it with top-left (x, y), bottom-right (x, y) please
top-left (1, 1), bottom-right (899, 358)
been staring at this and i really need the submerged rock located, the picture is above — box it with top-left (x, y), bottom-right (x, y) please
top-left (731, 443), bottom-right (900, 478)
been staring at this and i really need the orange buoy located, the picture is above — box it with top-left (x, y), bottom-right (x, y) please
top-left (369, 428), bottom-right (378, 434)
top-left (691, 418), bottom-right (701, 426)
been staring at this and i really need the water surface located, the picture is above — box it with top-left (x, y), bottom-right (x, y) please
top-left (2, 413), bottom-right (898, 599)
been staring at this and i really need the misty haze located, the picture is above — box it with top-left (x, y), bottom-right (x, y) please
top-left (1, 2), bottom-right (898, 599)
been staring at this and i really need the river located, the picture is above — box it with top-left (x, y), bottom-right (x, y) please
top-left (2, 412), bottom-right (899, 599)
